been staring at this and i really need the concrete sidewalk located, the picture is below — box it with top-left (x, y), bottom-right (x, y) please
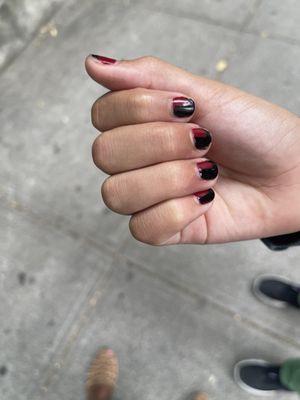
top-left (1, 1), bottom-right (300, 399)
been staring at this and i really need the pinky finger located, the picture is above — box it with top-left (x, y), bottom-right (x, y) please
top-left (129, 189), bottom-right (215, 246)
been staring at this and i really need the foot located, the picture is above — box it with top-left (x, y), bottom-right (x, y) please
top-left (193, 393), bottom-right (208, 400)
top-left (234, 359), bottom-right (290, 396)
top-left (253, 275), bottom-right (300, 308)
top-left (86, 348), bottom-right (118, 400)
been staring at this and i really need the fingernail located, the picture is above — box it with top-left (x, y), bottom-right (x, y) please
top-left (192, 128), bottom-right (212, 150)
top-left (197, 161), bottom-right (218, 180)
top-left (194, 189), bottom-right (215, 204)
top-left (91, 54), bottom-right (117, 65)
top-left (173, 97), bottom-right (195, 117)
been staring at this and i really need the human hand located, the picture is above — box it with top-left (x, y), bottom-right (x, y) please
top-left (85, 55), bottom-right (300, 245)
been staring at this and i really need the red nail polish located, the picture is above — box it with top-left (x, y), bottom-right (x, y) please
top-left (192, 128), bottom-right (212, 150)
top-left (194, 189), bottom-right (215, 204)
top-left (197, 161), bottom-right (218, 180)
top-left (91, 54), bottom-right (117, 65)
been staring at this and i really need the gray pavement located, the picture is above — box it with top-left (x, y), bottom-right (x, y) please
top-left (0, 1), bottom-right (300, 399)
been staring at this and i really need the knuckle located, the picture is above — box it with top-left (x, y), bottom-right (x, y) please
top-left (163, 125), bottom-right (182, 155)
top-left (127, 89), bottom-right (153, 120)
top-left (129, 215), bottom-right (160, 246)
top-left (139, 55), bottom-right (160, 69)
top-left (167, 200), bottom-right (186, 229)
top-left (101, 177), bottom-right (123, 213)
top-left (92, 133), bottom-right (113, 173)
top-left (91, 93), bottom-right (111, 131)
top-left (91, 100), bottom-right (98, 128)
top-left (137, 56), bottom-right (162, 89)
top-left (129, 215), bottom-right (145, 243)
top-left (91, 99), bottom-right (104, 130)
top-left (168, 163), bottom-right (186, 193)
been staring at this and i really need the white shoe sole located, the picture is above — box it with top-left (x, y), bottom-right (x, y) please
top-left (234, 359), bottom-right (278, 396)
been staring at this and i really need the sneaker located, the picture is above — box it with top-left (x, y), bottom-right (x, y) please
top-left (252, 274), bottom-right (300, 308)
top-left (234, 359), bottom-right (290, 396)
top-left (86, 348), bottom-right (119, 400)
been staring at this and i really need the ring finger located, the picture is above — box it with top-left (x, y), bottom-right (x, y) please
top-left (102, 158), bottom-right (218, 214)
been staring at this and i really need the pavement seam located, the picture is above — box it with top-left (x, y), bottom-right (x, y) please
top-left (140, 4), bottom-right (300, 48)
top-left (135, 3), bottom-right (299, 85)
top-left (2, 192), bottom-right (120, 258)
top-left (28, 255), bottom-right (117, 399)
top-left (29, 249), bottom-right (300, 398)
top-left (4, 197), bottom-right (300, 353)
top-left (121, 255), bottom-right (300, 351)
top-left (239, 0), bottom-right (263, 31)
top-left (0, 0), bottom-right (77, 75)
top-left (6, 194), bottom-right (300, 398)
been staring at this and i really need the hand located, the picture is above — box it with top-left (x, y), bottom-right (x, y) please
top-left (85, 55), bottom-right (300, 245)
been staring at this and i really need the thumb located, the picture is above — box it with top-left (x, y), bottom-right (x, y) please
top-left (85, 54), bottom-right (218, 97)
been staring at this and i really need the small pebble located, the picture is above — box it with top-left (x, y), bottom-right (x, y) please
top-left (260, 31), bottom-right (269, 38)
top-left (49, 27), bottom-right (58, 37)
top-left (234, 313), bottom-right (242, 322)
top-left (215, 59), bottom-right (228, 73)
top-left (40, 22), bottom-right (58, 38)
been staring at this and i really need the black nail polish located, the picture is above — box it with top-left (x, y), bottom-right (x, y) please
top-left (197, 161), bottom-right (218, 180)
top-left (194, 189), bottom-right (215, 204)
top-left (173, 97), bottom-right (195, 117)
top-left (192, 128), bottom-right (212, 150)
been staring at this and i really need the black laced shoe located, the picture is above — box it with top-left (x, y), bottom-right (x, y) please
top-left (252, 275), bottom-right (300, 308)
top-left (234, 359), bottom-right (291, 395)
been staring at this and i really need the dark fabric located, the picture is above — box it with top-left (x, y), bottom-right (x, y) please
top-left (280, 359), bottom-right (300, 393)
top-left (261, 231), bottom-right (300, 251)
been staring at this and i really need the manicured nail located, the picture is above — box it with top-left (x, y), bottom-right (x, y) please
top-left (91, 54), bottom-right (117, 65)
top-left (173, 97), bottom-right (195, 117)
top-left (194, 189), bottom-right (215, 204)
top-left (192, 128), bottom-right (212, 150)
top-left (197, 161), bottom-right (218, 180)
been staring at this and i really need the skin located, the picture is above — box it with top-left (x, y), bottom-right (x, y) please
top-left (85, 55), bottom-right (300, 245)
